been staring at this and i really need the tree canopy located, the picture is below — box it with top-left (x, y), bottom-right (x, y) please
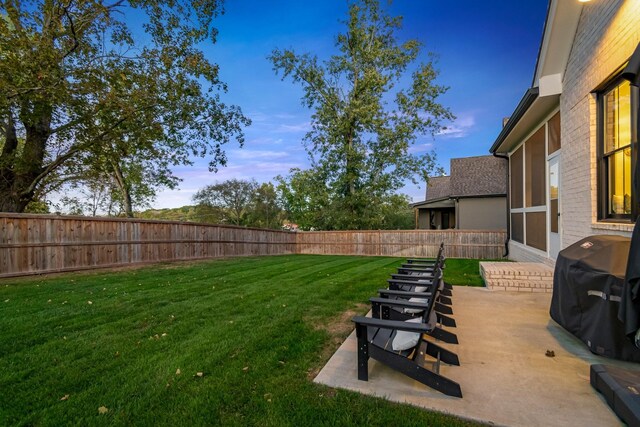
top-left (192, 179), bottom-right (285, 228)
top-left (0, 0), bottom-right (249, 213)
top-left (270, 0), bottom-right (451, 230)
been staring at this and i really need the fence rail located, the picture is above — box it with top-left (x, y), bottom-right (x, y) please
top-left (295, 229), bottom-right (506, 259)
top-left (0, 214), bottom-right (296, 278)
top-left (0, 214), bottom-right (506, 278)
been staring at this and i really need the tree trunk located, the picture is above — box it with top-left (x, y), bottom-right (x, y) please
top-left (0, 110), bottom-right (50, 212)
top-left (111, 160), bottom-right (134, 217)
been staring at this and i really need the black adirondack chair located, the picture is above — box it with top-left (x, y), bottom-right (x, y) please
top-left (352, 314), bottom-right (462, 397)
top-left (369, 296), bottom-right (458, 344)
top-left (376, 288), bottom-right (456, 327)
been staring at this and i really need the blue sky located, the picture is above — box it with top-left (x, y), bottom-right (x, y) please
top-left (154, 0), bottom-right (549, 208)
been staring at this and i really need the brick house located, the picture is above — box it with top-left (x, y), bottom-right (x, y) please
top-left (413, 155), bottom-right (507, 230)
top-left (490, 0), bottom-right (640, 265)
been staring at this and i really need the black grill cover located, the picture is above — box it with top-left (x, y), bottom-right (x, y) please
top-left (620, 221), bottom-right (640, 339)
top-left (550, 235), bottom-right (640, 362)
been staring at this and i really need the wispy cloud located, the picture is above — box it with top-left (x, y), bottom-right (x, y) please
top-left (276, 122), bottom-right (311, 133)
top-left (437, 112), bottom-right (476, 139)
top-left (230, 149), bottom-right (289, 160)
top-left (408, 142), bottom-right (435, 154)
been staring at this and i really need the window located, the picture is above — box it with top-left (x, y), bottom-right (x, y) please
top-left (598, 79), bottom-right (636, 220)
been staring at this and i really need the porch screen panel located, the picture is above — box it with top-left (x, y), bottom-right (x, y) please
top-left (548, 112), bottom-right (561, 155)
top-left (511, 213), bottom-right (524, 244)
top-left (525, 212), bottom-right (546, 251)
top-left (525, 127), bottom-right (546, 207)
top-left (510, 146), bottom-right (523, 209)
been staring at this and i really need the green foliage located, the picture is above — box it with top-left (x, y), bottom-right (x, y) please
top-left (0, 255), bottom-right (481, 426)
top-left (193, 178), bottom-right (259, 226)
top-left (0, 1), bottom-right (249, 212)
top-left (270, 0), bottom-right (452, 230)
top-left (23, 199), bottom-right (50, 214)
top-left (248, 182), bottom-right (285, 229)
top-left (137, 205), bottom-right (224, 223)
top-left (192, 179), bottom-right (285, 228)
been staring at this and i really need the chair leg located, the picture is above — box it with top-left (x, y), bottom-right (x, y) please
top-left (369, 345), bottom-right (462, 397)
top-left (356, 323), bottom-right (369, 381)
top-left (427, 326), bottom-right (458, 344)
top-left (436, 312), bottom-right (456, 328)
top-left (435, 302), bottom-right (453, 315)
top-left (423, 340), bottom-right (460, 366)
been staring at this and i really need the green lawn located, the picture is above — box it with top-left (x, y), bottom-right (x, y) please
top-left (0, 255), bottom-right (485, 426)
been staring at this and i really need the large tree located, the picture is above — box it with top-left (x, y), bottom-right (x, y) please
top-left (193, 179), bottom-right (259, 226)
top-left (0, 0), bottom-right (249, 212)
top-left (270, 0), bottom-right (452, 229)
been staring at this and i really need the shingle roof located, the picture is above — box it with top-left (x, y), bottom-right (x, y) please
top-left (450, 155), bottom-right (507, 197)
top-left (425, 176), bottom-right (451, 201)
top-left (424, 155), bottom-right (507, 201)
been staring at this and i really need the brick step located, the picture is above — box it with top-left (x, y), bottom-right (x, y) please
top-left (480, 262), bottom-right (554, 293)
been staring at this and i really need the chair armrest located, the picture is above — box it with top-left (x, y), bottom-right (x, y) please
top-left (387, 278), bottom-right (434, 287)
top-left (398, 267), bottom-right (437, 273)
top-left (370, 297), bottom-right (430, 310)
top-left (352, 316), bottom-right (431, 333)
top-left (378, 289), bottom-right (434, 298)
top-left (391, 273), bottom-right (436, 283)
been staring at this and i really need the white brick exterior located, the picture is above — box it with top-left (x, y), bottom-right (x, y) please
top-left (507, 0), bottom-right (639, 263)
top-left (560, 0), bottom-right (639, 249)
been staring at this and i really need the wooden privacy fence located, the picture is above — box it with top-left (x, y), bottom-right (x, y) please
top-left (0, 214), bottom-right (296, 278)
top-left (0, 213), bottom-right (506, 278)
top-left (295, 229), bottom-right (506, 259)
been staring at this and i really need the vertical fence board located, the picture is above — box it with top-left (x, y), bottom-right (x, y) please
top-left (0, 213), bottom-right (505, 278)
top-left (295, 230), bottom-right (505, 260)
top-left (0, 214), bottom-right (298, 278)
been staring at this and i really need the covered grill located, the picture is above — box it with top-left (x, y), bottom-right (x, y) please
top-left (550, 235), bottom-right (640, 362)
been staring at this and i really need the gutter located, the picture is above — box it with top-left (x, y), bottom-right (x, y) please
top-left (492, 151), bottom-right (510, 258)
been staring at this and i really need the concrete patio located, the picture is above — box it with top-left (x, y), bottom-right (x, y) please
top-left (314, 286), bottom-right (640, 426)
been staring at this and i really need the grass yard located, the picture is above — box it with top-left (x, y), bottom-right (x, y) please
top-left (0, 255), bottom-right (485, 426)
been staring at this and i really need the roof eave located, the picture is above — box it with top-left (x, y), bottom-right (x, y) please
top-left (489, 88), bottom-right (539, 154)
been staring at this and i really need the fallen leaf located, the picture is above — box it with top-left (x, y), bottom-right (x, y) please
top-left (242, 366), bottom-right (249, 372)
top-left (60, 394), bottom-right (69, 401)
top-left (161, 333), bottom-right (167, 337)
top-left (176, 368), bottom-right (181, 375)
top-left (545, 350), bottom-right (555, 357)
top-left (98, 406), bottom-right (109, 414)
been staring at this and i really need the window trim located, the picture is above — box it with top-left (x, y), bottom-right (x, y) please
top-left (596, 75), bottom-right (638, 222)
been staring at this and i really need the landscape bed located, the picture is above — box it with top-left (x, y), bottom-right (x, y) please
top-left (0, 255), bottom-right (485, 426)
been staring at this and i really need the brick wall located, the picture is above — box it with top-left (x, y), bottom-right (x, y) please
top-left (560, 0), bottom-right (639, 248)
top-left (508, 241), bottom-right (555, 267)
